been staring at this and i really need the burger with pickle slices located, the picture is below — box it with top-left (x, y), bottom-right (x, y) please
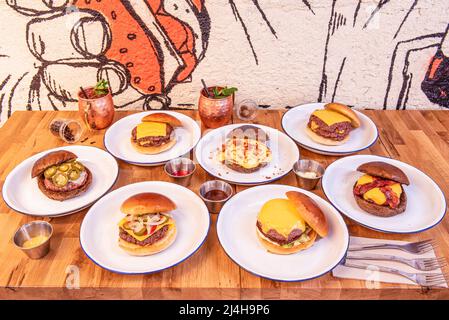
top-left (353, 162), bottom-right (410, 217)
top-left (306, 103), bottom-right (361, 145)
top-left (118, 193), bottom-right (177, 256)
top-left (131, 113), bottom-right (183, 155)
top-left (31, 150), bottom-right (92, 201)
top-left (256, 191), bottom-right (328, 255)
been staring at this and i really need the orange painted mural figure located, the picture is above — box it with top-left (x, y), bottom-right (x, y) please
top-left (4, 0), bottom-right (210, 111)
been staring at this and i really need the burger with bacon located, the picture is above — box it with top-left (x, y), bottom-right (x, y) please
top-left (353, 162), bottom-right (410, 217)
top-left (118, 193), bottom-right (177, 256)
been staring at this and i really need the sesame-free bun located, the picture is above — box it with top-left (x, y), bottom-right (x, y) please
top-left (121, 193), bottom-right (176, 216)
top-left (119, 225), bottom-right (177, 256)
top-left (130, 136), bottom-right (177, 155)
top-left (31, 150), bottom-right (77, 178)
top-left (325, 103), bottom-right (361, 128)
top-left (357, 162), bottom-right (410, 185)
top-left (305, 127), bottom-right (349, 146)
top-left (257, 229), bottom-right (317, 255)
top-left (141, 113), bottom-right (182, 127)
top-left (286, 191), bottom-right (328, 237)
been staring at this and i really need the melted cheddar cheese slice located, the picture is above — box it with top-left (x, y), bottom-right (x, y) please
top-left (356, 174), bottom-right (402, 205)
top-left (118, 217), bottom-right (173, 241)
top-left (136, 122), bottom-right (167, 139)
top-left (312, 110), bottom-right (351, 126)
top-left (258, 199), bottom-right (305, 237)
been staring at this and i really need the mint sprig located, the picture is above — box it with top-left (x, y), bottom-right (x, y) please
top-left (94, 79), bottom-right (109, 96)
top-left (212, 86), bottom-right (238, 99)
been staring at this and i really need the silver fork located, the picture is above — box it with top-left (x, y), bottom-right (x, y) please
top-left (348, 239), bottom-right (436, 255)
top-left (346, 252), bottom-right (447, 271)
top-left (343, 261), bottom-right (447, 287)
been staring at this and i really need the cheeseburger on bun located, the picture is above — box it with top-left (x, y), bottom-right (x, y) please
top-left (31, 150), bottom-right (92, 201)
top-left (256, 191), bottom-right (328, 255)
top-left (131, 113), bottom-right (182, 154)
top-left (118, 193), bottom-right (177, 256)
top-left (353, 162), bottom-right (410, 217)
top-left (306, 103), bottom-right (361, 145)
top-left (218, 125), bottom-right (272, 173)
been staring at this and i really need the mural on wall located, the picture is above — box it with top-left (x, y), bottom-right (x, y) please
top-left (0, 0), bottom-right (448, 126)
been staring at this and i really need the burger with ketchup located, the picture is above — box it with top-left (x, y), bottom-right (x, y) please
top-left (118, 193), bottom-right (177, 256)
top-left (31, 150), bottom-right (92, 201)
top-left (306, 103), bottom-right (361, 145)
top-left (131, 113), bottom-right (182, 154)
top-left (353, 162), bottom-right (410, 217)
top-left (256, 191), bottom-right (328, 255)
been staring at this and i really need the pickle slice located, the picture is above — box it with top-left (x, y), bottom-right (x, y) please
top-left (133, 225), bottom-right (147, 236)
top-left (52, 173), bottom-right (68, 187)
top-left (44, 166), bottom-right (57, 179)
top-left (68, 169), bottom-right (80, 181)
top-left (122, 221), bottom-right (132, 230)
top-left (58, 164), bottom-right (70, 172)
top-left (73, 162), bottom-right (84, 171)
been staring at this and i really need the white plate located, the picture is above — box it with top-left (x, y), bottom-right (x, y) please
top-left (281, 103), bottom-right (378, 155)
top-left (217, 184), bottom-right (349, 281)
top-left (2, 146), bottom-right (119, 217)
top-left (104, 111), bottom-right (201, 166)
top-left (322, 155), bottom-right (447, 234)
top-left (80, 181), bottom-right (210, 274)
top-left (195, 124), bottom-right (299, 185)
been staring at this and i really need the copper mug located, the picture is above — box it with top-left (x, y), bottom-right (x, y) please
top-left (78, 87), bottom-right (115, 130)
top-left (198, 87), bottom-right (234, 129)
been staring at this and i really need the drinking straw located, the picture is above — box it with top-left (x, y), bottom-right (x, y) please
top-left (201, 79), bottom-right (211, 98)
top-left (80, 86), bottom-right (89, 99)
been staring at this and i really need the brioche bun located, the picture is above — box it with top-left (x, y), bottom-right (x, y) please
top-left (257, 229), bottom-right (317, 255)
top-left (119, 225), bottom-right (177, 256)
top-left (305, 127), bottom-right (349, 146)
top-left (325, 103), bottom-right (361, 128)
top-left (130, 136), bottom-right (177, 155)
top-left (121, 193), bottom-right (176, 216)
top-left (357, 162), bottom-right (410, 185)
top-left (286, 191), bottom-right (328, 237)
top-left (141, 113), bottom-right (182, 127)
top-left (32, 150), bottom-right (77, 178)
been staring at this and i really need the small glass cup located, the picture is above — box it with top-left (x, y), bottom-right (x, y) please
top-left (235, 99), bottom-right (258, 121)
top-left (49, 119), bottom-right (83, 143)
top-left (293, 159), bottom-right (325, 190)
top-left (13, 221), bottom-right (53, 259)
top-left (199, 180), bottom-right (233, 214)
top-left (164, 157), bottom-right (196, 187)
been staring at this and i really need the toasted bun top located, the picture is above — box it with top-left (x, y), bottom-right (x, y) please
top-left (286, 191), bottom-right (328, 237)
top-left (141, 113), bottom-right (182, 127)
top-left (325, 103), bottom-right (361, 128)
top-left (31, 150), bottom-right (77, 178)
top-left (121, 193), bottom-right (176, 215)
top-left (357, 162), bottom-right (410, 185)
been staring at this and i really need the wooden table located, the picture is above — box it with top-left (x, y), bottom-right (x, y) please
top-left (0, 110), bottom-right (448, 300)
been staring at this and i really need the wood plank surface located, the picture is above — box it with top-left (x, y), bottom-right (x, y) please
top-left (0, 109), bottom-right (448, 300)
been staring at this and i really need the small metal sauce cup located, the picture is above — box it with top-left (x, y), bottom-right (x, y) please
top-left (199, 180), bottom-right (234, 214)
top-left (293, 159), bottom-right (325, 190)
top-left (164, 157), bottom-right (196, 187)
top-left (13, 221), bottom-right (53, 259)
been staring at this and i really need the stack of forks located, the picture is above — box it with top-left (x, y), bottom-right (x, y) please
top-left (336, 238), bottom-right (448, 287)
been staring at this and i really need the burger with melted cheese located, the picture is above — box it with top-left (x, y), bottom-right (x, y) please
top-left (256, 191), bottom-right (328, 255)
top-left (118, 193), bottom-right (177, 256)
top-left (131, 113), bottom-right (182, 154)
top-left (306, 103), bottom-right (361, 145)
top-left (218, 125), bottom-right (272, 173)
top-left (31, 150), bottom-right (92, 201)
top-left (353, 162), bottom-right (410, 217)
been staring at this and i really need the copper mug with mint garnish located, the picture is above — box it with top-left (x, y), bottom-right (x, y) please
top-left (198, 86), bottom-right (237, 129)
top-left (78, 80), bottom-right (115, 130)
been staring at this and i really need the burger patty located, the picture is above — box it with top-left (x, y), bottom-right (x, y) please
top-left (132, 125), bottom-right (173, 147)
top-left (43, 171), bottom-right (88, 192)
top-left (119, 225), bottom-right (169, 246)
top-left (308, 115), bottom-right (352, 141)
top-left (256, 221), bottom-right (305, 246)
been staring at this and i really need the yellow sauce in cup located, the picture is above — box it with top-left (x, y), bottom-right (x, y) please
top-left (22, 235), bottom-right (48, 249)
